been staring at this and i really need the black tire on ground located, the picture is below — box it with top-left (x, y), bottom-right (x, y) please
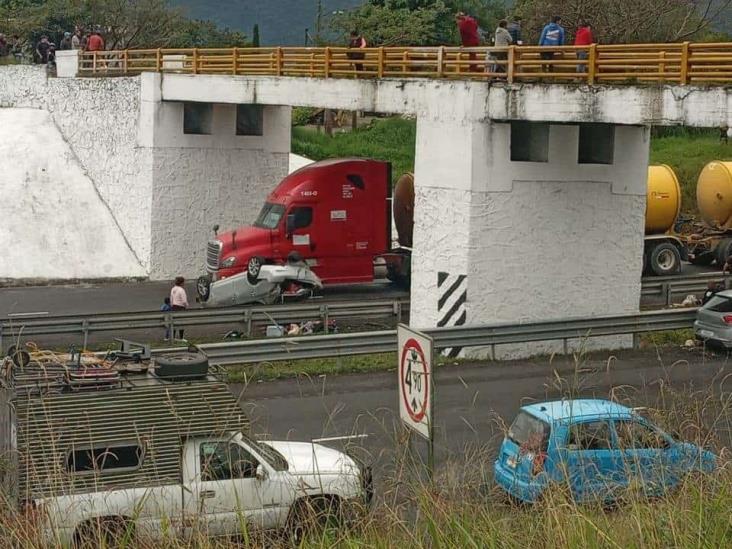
top-left (246, 256), bottom-right (266, 285)
top-left (648, 242), bottom-right (681, 276)
top-left (196, 275), bottom-right (211, 302)
top-left (155, 351), bottom-right (209, 370)
top-left (715, 238), bottom-right (732, 267)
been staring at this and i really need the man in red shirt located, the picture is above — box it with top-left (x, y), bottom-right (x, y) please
top-left (86, 30), bottom-right (104, 52)
top-left (456, 12), bottom-right (481, 72)
top-left (574, 21), bottom-right (594, 73)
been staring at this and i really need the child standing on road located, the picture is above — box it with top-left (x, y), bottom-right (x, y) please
top-left (161, 297), bottom-right (172, 341)
top-left (170, 276), bottom-right (189, 341)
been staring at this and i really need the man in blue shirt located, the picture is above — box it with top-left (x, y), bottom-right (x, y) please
top-left (539, 15), bottom-right (565, 73)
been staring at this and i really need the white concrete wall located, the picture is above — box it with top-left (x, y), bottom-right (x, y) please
top-left (0, 66), bottom-right (152, 273)
top-left (0, 108), bottom-right (145, 279)
top-left (139, 74), bottom-right (291, 279)
top-left (158, 74), bottom-right (732, 128)
top-left (410, 119), bottom-right (648, 358)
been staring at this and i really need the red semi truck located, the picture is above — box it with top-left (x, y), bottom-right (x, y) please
top-left (203, 158), bottom-right (412, 289)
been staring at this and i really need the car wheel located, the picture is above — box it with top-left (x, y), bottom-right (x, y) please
top-left (196, 275), bottom-right (211, 302)
top-left (649, 242), bottom-right (681, 276)
top-left (247, 256), bottom-right (265, 285)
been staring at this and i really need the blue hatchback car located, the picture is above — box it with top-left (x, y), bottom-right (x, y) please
top-left (494, 399), bottom-right (718, 503)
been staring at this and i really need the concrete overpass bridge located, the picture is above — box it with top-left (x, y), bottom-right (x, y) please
top-left (15, 44), bottom-right (732, 356)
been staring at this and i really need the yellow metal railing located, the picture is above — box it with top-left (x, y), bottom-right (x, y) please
top-left (77, 43), bottom-right (732, 84)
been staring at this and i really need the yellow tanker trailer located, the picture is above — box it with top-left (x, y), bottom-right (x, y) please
top-left (644, 165), bottom-right (687, 276)
top-left (686, 161), bottom-right (732, 268)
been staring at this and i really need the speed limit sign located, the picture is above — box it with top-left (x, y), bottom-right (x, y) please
top-left (398, 324), bottom-right (434, 440)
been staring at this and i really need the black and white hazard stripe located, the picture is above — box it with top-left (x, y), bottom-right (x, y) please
top-left (437, 272), bottom-right (467, 357)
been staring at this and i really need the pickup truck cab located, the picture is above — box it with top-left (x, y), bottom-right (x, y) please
top-left (41, 433), bottom-right (370, 546)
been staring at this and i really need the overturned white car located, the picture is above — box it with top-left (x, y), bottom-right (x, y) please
top-left (197, 253), bottom-right (323, 307)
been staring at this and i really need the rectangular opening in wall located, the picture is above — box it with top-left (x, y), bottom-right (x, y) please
top-left (510, 122), bottom-right (549, 162)
top-left (578, 123), bottom-right (615, 164)
top-left (183, 102), bottom-right (213, 135)
top-left (236, 105), bottom-right (264, 136)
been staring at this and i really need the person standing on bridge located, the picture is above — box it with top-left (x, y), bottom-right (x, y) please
top-left (574, 21), bottom-right (594, 73)
top-left (170, 277), bottom-right (189, 342)
top-left (347, 30), bottom-right (367, 73)
top-left (86, 29), bottom-right (104, 52)
top-left (538, 15), bottom-right (565, 73)
top-left (456, 12), bottom-right (481, 72)
top-left (508, 16), bottom-right (523, 45)
top-left (492, 20), bottom-right (512, 75)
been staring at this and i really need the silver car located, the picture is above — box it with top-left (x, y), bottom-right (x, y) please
top-left (694, 290), bottom-right (732, 349)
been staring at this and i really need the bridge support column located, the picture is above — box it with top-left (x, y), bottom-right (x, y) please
top-left (410, 118), bottom-right (649, 359)
top-left (139, 73), bottom-right (291, 279)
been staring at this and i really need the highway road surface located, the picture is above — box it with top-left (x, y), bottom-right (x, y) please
top-left (237, 347), bottom-right (731, 481)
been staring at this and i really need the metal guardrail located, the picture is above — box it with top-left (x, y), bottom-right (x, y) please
top-left (640, 272), bottom-right (730, 306)
top-left (0, 273), bottom-right (722, 351)
top-left (0, 299), bottom-right (407, 352)
top-left (75, 42), bottom-right (732, 85)
top-left (196, 308), bottom-right (699, 366)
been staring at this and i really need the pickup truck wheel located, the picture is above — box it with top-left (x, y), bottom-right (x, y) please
top-left (73, 517), bottom-right (134, 549)
top-left (196, 275), bottom-right (211, 302)
top-left (287, 496), bottom-right (342, 544)
top-left (247, 256), bottom-right (265, 285)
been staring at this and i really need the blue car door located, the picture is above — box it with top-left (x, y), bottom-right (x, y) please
top-left (612, 419), bottom-right (675, 495)
top-left (562, 420), bottom-right (619, 502)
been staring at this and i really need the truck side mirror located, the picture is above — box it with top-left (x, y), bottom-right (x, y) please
top-left (213, 224), bottom-right (219, 235)
top-left (256, 463), bottom-right (268, 481)
top-left (286, 214), bottom-right (296, 237)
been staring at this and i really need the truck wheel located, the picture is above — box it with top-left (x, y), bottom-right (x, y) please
top-left (155, 351), bottom-right (209, 370)
top-left (196, 275), bottom-right (211, 302)
top-left (247, 256), bottom-right (265, 285)
top-left (715, 238), bottom-right (732, 267)
top-left (649, 242), bottom-right (681, 276)
top-left (6, 345), bottom-right (31, 368)
top-left (73, 517), bottom-right (133, 549)
top-left (287, 496), bottom-right (343, 544)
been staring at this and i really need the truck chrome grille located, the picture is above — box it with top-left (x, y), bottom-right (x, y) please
top-left (206, 240), bottom-right (222, 272)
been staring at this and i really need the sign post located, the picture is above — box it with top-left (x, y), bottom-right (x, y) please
top-left (397, 323), bottom-right (434, 480)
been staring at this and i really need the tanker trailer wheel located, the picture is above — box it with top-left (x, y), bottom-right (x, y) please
top-left (649, 242), bottom-right (681, 276)
top-left (246, 256), bottom-right (265, 285)
top-left (715, 238), bottom-right (732, 268)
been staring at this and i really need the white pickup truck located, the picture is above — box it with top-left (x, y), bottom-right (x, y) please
top-left (0, 343), bottom-right (372, 546)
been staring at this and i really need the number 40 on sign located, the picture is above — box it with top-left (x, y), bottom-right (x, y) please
top-left (398, 324), bottom-right (434, 441)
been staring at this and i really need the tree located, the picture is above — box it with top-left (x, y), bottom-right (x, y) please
top-left (0, 0), bottom-right (249, 49)
top-left (514, 0), bottom-right (732, 44)
top-left (329, 0), bottom-right (507, 46)
top-left (252, 23), bottom-right (260, 47)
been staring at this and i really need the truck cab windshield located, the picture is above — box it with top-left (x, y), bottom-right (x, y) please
top-left (241, 434), bottom-right (289, 471)
top-left (254, 203), bottom-right (286, 230)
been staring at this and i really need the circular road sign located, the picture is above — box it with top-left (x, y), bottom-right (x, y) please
top-left (399, 337), bottom-right (430, 424)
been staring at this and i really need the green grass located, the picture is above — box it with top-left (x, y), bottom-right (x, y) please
top-left (292, 117), bottom-right (416, 183)
top-left (650, 131), bottom-right (731, 215)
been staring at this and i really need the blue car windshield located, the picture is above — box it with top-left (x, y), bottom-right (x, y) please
top-left (508, 411), bottom-right (550, 453)
top-left (254, 203), bottom-right (285, 230)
